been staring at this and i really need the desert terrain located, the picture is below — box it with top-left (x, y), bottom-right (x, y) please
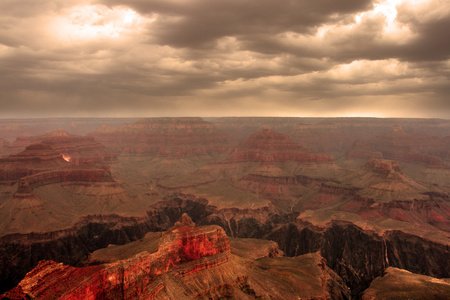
top-left (0, 117), bottom-right (449, 299)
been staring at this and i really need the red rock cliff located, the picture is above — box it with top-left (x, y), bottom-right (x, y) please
top-left (2, 214), bottom-right (230, 299)
top-left (10, 129), bottom-right (116, 165)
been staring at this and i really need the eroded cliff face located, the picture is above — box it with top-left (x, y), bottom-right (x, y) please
top-left (4, 216), bottom-right (230, 299)
top-left (225, 128), bottom-right (334, 164)
top-left (346, 125), bottom-right (450, 168)
top-left (10, 129), bottom-right (116, 166)
top-left (14, 168), bottom-right (114, 195)
top-left (268, 220), bottom-right (450, 298)
top-left (0, 143), bottom-right (68, 181)
top-left (1, 215), bottom-right (351, 300)
top-left (0, 214), bottom-right (158, 294)
top-left (0, 143), bottom-right (115, 190)
top-left (145, 198), bottom-right (450, 298)
top-left (89, 117), bottom-right (231, 157)
top-left (0, 197), bottom-right (448, 298)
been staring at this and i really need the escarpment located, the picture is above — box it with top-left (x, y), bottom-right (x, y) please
top-left (89, 117), bottom-right (231, 157)
top-left (0, 143), bottom-right (68, 181)
top-left (268, 220), bottom-right (450, 298)
top-left (2, 215), bottom-right (351, 300)
top-left (225, 128), bottom-right (334, 164)
top-left (9, 129), bottom-right (116, 165)
top-left (0, 117), bottom-right (448, 299)
top-left (14, 168), bottom-right (114, 195)
top-left (346, 125), bottom-right (450, 168)
top-left (0, 195), bottom-right (448, 298)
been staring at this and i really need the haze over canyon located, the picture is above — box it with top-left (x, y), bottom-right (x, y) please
top-left (0, 116), bottom-right (449, 299)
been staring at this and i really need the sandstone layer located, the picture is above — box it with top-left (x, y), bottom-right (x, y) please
top-left (1, 215), bottom-right (350, 299)
top-left (89, 117), bottom-right (230, 157)
top-left (10, 129), bottom-right (116, 165)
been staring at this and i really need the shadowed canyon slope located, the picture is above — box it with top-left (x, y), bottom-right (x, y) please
top-left (1, 215), bottom-right (351, 300)
top-left (0, 117), bottom-right (449, 298)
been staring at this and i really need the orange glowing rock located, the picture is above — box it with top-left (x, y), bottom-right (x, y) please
top-left (2, 214), bottom-right (230, 299)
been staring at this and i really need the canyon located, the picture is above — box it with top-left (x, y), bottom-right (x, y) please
top-left (0, 117), bottom-right (448, 299)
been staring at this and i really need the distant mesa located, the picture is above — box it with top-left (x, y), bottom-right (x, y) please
top-left (0, 141), bottom-right (116, 200)
top-left (10, 129), bottom-right (116, 166)
top-left (346, 125), bottom-right (450, 168)
top-left (0, 143), bottom-right (68, 181)
top-left (226, 128), bottom-right (334, 164)
top-left (89, 117), bottom-right (231, 156)
top-left (238, 128), bottom-right (310, 152)
top-left (363, 158), bottom-right (401, 175)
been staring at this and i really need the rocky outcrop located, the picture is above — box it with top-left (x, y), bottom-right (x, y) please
top-left (362, 267), bottom-right (450, 300)
top-left (0, 143), bottom-right (68, 181)
top-left (14, 168), bottom-right (114, 194)
top-left (0, 214), bottom-right (158, 294)
top-left (10, 129), bottom-right (116, 165)
top-left (229, 237), bottom-right (283, 260)
top-left (0, 143), bottom-right (66, 164)
top-left (2, 215), bottom-right (351, 300)
top-left (0, 196), bottom-right (448, 298)
top-left (268, 220), bottom-right (450, 298)
top-left (89, 117), bottom-right (230, 157)
top-left (0, 143), bottom-right (117, 198)
top-left (0, 215), bottom-right (229, 299)
top-left (225, 128), bottom-right (334, 164)
top-left (363, 158), bottom-right (401, 175)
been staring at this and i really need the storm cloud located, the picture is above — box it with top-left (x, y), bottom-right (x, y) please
top-left (0, 0), bottom-right (449, 118)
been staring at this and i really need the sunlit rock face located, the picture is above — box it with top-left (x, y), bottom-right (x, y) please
top-left (1, 214), bottom-right (351, 300)
top-left (1, 214), bottom-right (231, 299)
top-left (362, 267), bottom-right (450, 300)
top-left (89, 117), bottom-right (231, 157)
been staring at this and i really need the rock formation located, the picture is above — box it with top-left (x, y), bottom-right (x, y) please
top-left (89, 117), bottom-right (230, 157)
top-left (0, 138), bottom-right (9, 158)
top-left (0, 117), bottom-right (449, 299)
top-left (0, 143), bottom-right (68, 181)
top-left (362, 267), bottom-right (450, 300)
top-left (346, 125), bottom-right (450, 168)
top-left (225, 128), bottom-right (333, 164)
top-left (1, 214), bottom-right (350, 299)
top-left (0, 143), bottom-right (115, 198)
top-left (10, 129), bottom-right (116, 165)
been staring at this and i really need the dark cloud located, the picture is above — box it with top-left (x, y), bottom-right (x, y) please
top-left (99, 0), bottom-right (373, 48)
top-left (0, 0), bottom-right (449, 119)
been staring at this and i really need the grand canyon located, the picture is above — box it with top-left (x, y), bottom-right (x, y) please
top-left (0, 117), bottom-right (448, 299)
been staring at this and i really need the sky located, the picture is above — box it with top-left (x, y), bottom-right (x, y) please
top-left (0, 0), bottom-right (449, 119)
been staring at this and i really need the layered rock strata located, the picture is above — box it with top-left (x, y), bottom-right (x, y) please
top-left (10, 129), bottom-right (116, 165)
top-left (346, 125), bottom-right (450, 168)
top-left (2, 215), bottom-right (351, 300)
top-left (89, 117), bottom-right (230, 156)
top-left (225, 128), bottom-right (334, 164)
top-left (0, 143), bottom-right (68, 181)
